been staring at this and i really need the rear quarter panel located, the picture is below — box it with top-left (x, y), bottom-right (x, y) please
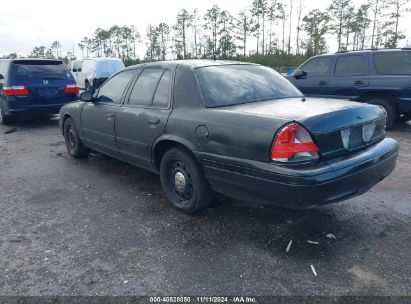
top-left (165, 107), bottom-right (289, 162)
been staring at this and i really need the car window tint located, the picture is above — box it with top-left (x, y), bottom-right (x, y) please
top-left (335, 56), bottom-right (367, 76)
top-left (152, 70), bottom-right (171, 108)
top-left (97, 70), bottom-right (135, 104)
top-left (128, 68), bottom-right (163, 106)
top-left (10, 61), bottom-right (70, 81)
top-left (196, 65), bottom-right (303, 107)
top-left (300, 57), bottom-right (331, 76)
top-left (374, 52), bottom-right (411, 75)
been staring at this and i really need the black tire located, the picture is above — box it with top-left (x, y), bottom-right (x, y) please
top-left (366, 98), bottom-right (397, 128)
top-left (159, 147), bottom-right (214, 214)
top-left (63, 117), bottom-right (90, 158)
top-left (398, 112), bottom-right (411, 123)
top-left (0, 106), bottom-right (12, 125)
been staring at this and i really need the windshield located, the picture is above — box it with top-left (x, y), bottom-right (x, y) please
top-left (11, 60), bottom-right (71, 81)
top-left (97, 60), bottom-right (125, 73)
top-left (195, 64), bottom-right (303, 107)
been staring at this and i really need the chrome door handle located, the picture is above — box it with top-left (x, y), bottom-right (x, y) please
top-left (106, 113), bottom-right (115, 120)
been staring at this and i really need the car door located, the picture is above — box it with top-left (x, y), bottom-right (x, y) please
top-left (288, 56), bottom-right (332, 96)
top-left (327, 54), bottom-right (370, 100)
top-left (115, 67), bottom-right (173, 168)
top-left (80, 69), bottom-right (136, 157)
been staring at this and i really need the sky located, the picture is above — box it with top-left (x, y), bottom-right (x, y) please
top-left (0, 0), bottom-right (410, 58)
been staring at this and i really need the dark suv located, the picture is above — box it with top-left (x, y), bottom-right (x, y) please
top-left (0, 59), bottom-right (79, 124)
top-left (287, 49), bottom-right (411, 126)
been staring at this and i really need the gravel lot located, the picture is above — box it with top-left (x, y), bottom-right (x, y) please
top-left (0, 117), bottom-right (410, 296)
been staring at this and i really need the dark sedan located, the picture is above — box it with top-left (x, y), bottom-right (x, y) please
top-left (59, 60), bottom-right (399, 213)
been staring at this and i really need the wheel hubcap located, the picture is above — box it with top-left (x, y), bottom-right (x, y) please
top-left (174, 171), bottom-right (186, 192)
top-left (67, 126), bottom-right (77, 152)
top-left (168, 161), bottom-right (194, 203)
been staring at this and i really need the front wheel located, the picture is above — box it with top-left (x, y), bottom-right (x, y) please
top-left (160, 148), bottom-right (214, 214)
top-left (63, 117), bottom-right (90, 158)
top-left (85, 81), bottom-right (93, 92)
top-left (0, 107), bottom-right (12, 125)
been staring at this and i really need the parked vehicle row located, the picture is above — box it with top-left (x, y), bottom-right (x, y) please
top-left (59, 60), bottom-right (399, 213)
top-left (287, 48), bottom-right (411, 127)
top-left (67, 58), bottom-right (125, 92)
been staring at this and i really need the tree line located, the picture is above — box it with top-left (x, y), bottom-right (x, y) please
top-left (2, 0), bottom-right (410, 69)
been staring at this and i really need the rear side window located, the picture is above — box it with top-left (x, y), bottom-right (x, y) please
top-left (374, 52), bottom-right (411, 75)
top-left (152, 70), bottom-right (171, 108)
top-left (128, 68), bottom-right (163, 106)
top-left (10, 60), bottom-right (71, 81)
top-left (97, 70), bottom-right (136, 104)
top-left (300, 57), bottom-right (331, 76)
top-left (335, 56), bottom-right (367, 76)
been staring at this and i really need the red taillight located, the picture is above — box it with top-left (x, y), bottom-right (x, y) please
top-left (271, 123), bottom-right (319, 162)
top-left (2, 86), bottom-right (29, 96)
top-left (64, 84), bottom-right (79, 94)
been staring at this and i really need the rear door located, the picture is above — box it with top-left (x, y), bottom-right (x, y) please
top-left (9, 60), bottom-right (75, 105)
top-left (115, 67), bottom-right (173, 168)
top-left (80, 69), bottom-right (136, 157)
top-left (327, 54), bottom-right (370, 99)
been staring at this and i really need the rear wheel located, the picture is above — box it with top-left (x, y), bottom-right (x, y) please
top-left (159, 148), bottom-right (214, 214)
top-left (63, 117), bottom-right (90, 158)
top-left (366, 98), bottom-right (397, 128)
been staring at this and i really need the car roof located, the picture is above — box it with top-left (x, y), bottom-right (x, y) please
top-left (125, 59), bottom-right (258, 70)
top-left (83, 58), bottom-right (123, 61)
top-left (314, 48), bottom-right (411, 58)
top-left (0, 58), bottom-right (63, 63)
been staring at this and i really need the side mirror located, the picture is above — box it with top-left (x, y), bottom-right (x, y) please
top-left (294, 70), bottom-right (307, 79)
top-left (80, 91), bottom-right (94, 102)
top-left (0, 74), bottom-right (4, 80)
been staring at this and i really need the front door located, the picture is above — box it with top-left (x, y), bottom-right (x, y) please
top-left (115, 67), bottom-right (172, 168)
top-left (81, 69), bottom-right (136, 157)
top-left (289, 56), bottom-right (332, 96)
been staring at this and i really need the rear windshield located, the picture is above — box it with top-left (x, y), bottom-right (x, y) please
top-left (195, 65), bottom-right (303, 107)
top-left (374, 52), bottom-right (411, 75)
top-left (11, 60), bottom-right (71, 81)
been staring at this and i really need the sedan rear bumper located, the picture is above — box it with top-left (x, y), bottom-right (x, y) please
top-left (198, 138), bottom-right (399, 209)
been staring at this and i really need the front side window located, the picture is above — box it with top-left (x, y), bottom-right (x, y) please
top-left (97, 70), bottom-right (136, 104)
top-left (335, 55), bottom-right (367, 76)
top-left (128, 68), bottom-right (163, 106)
top-left (374, 52), bottom-right (411, 75)
top-left (300, 57), bottom-right (331, 77)
top-left (195, 65), bottom-right (303, 107)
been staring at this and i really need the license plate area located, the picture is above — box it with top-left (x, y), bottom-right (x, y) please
top-left (37, 87), bottom-right (58, 97)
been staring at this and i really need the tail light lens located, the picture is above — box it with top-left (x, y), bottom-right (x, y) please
top-left (271, 123), bottom-right (319, 162)
top-left (64, 84), bottom-right (79, 94)
top-left (2, 86), bottom-right (29, 96)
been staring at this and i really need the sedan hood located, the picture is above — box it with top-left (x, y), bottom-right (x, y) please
top-left (219, 97), bottom-right (386, 134)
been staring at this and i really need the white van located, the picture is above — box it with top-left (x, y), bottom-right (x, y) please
top-left (68, 58), bottom-right (125, 91)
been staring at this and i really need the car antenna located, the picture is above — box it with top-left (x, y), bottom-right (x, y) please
top-left (301, 96), bottom-right (306, 102)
